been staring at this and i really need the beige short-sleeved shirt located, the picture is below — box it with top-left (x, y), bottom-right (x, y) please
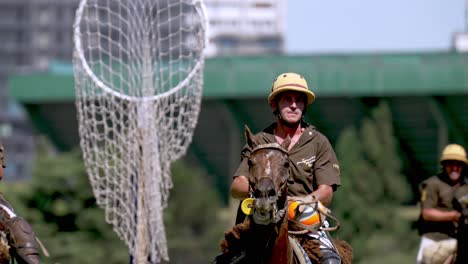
top-left (234, 123), bottom-right (341, 196)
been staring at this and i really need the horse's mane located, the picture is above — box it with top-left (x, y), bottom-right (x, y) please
top-left (220, 218), bottom-right (251, 255)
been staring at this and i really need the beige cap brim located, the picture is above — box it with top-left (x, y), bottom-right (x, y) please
top-left (440, 154), bottom-right (468, 166)
top-left (268, 86), bottom-right (316, 106)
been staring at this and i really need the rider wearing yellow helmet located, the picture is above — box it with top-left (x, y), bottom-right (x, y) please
top-left (417, 143), bottom-right (468, 264)
top-left (268, 72), bottom-right (315, 106)
top-left (230, 72), bottom-right (342, 264)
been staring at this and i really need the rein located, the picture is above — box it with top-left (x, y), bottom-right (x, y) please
top-left (287, 199), bottom-right (341, 234)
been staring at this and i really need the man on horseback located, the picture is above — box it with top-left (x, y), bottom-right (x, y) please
top-left (453, 176), bottom-right (468, 264)
top-left (416, 143), bottom-right (468, 264)
top-left (230, 72), bottom-right (343, 264)
top-left (0, 143), bottom-right (41, 264)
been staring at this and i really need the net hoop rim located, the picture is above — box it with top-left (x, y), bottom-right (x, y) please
top-left (73, 0), bottom-right (208, 103)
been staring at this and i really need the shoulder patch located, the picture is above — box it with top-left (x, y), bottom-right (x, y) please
top-left (420, 188), bottom-right (427, 202)
top-left (458, 194), bottom-right (468, 205)
top-left (332, 164), bottom-right (340, 171)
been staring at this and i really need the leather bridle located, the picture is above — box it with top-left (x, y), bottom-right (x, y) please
top-left (247, 143), bottom-right (289, 224)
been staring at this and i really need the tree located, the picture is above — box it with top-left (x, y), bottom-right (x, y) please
top-left (164, 161), bottom-right (226, 263)
top-left (1, 139), bottom-right (129, 264)
top-left (0, 138), bottom-right (226, 264)
top-left (332, 102), bottom-right (418, 263)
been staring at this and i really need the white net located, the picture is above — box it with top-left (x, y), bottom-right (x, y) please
top-left (73, 0), bottom-right (207, 262)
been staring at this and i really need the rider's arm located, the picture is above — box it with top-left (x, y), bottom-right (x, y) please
top-left (230, 175), bottom-right (249, 200)
top-left (312, 134), bottom-right (341, 200)
top-left (312, 184), bottom-right (334, 206)
top-left (231, 143), bottom-right (252, 200)
top-left (288, 184), bottom-right (334, 205)
top-left (420, 178), bottom-right (461, 223)
top-left (422, 208), bottom-right (461, 223)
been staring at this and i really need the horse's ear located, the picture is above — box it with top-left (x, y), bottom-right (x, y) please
top-left (244, 125), bottom-right (259, 149)
top-left (281, 135), bottom-right (291, 151)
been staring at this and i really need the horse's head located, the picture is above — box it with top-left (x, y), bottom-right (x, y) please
top-left (244, 125), bottom-right (291, 225)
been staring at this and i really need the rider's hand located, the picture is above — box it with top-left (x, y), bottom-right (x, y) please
top-left (452, 211), bottom-right (462, 223)
top-left (287, 194), bottom-right (316, 204)
top-left (287, 194), bottom-right (321, 213)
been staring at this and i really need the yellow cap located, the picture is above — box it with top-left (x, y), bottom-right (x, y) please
top-left (268, 73), bottom-right (315, 106)
top-left (440, 144), bottom-right (467, 166)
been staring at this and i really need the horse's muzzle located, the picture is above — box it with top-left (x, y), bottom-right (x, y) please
top-left (252, 177), bottom-right (278, 225)
top-left (252, 197), bottom-right (277, 225)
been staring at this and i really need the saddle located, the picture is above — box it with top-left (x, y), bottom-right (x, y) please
top-left (289, 236), bottom-right (313, 264)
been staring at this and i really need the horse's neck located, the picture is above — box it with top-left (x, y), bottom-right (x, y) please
top-left (249, 215), bottom-right (291, 264)
top-left (269, 215), bottom-right (292, 264)
top-left (267, 191), bottom-right (291, 263)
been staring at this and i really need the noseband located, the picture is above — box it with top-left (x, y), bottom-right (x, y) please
top-left (248, 143), bottom-right (289, 224)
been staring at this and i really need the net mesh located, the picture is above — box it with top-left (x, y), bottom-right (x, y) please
top-left (73, 0), bottom-right (206, 262)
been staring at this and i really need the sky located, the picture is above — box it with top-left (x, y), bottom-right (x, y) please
top-left (286, 0), bottom-right (466, 54)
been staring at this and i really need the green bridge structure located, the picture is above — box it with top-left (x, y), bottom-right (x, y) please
top-left (8, 51), bottom-right (468, 202)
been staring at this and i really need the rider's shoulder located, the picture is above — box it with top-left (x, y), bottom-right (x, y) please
top-left (422, 174), bottom-right (447, 187)
top-left (304, 126), bottom-right (332, 145)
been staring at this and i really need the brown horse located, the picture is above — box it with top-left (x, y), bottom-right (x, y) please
top-left (215, 126), bottom-right (353, 264)
top-left (216, 125), bottom-right (293, 263)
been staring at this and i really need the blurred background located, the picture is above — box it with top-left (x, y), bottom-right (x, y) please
top-left (0, 0), bottom-right (467, 263)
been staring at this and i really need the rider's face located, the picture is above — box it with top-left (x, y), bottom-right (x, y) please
top-left (276, 91), bottom-right (306, 125)
top-left (443, 160), bottom-right (464, 182)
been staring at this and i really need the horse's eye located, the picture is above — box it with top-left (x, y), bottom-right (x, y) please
top-left (253, 189), bottom-right (261, 198)
top-left (268, 189), bottom-right (276, 198)
top-left (284, 161), bottom-right (290, 168)
top-left (248, 159), bottom-right (253, 167)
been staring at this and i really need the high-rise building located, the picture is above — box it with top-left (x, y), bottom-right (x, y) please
top-left (0, 0), bottom-right (287, 179)
top-left (0, 0), bottom-right (78, 180)
top-left (1, 0), bottom-right (287, 73)
top-left (0, 0), bottom-right (77, 73)
top-left (204, 0), bottom-right (286, 56)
